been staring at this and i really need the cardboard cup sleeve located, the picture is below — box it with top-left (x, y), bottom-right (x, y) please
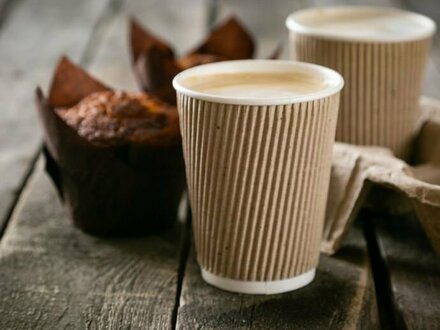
top-left (323, 97), bottom-right (440, 256)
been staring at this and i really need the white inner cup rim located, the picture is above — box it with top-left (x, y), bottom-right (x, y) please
top-left (172, 60), bottom-right (344, 106)
top-left (286, 6), bottom-right (437, 43)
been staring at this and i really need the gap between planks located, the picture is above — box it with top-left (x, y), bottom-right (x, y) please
top-left (363, 211), bottom-right (402, 329)
top-left (171, 215), bottom-right (192, 330)
top-left (0, 148), bottom-right (40, 239)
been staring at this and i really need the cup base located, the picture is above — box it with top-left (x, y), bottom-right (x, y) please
top-left (201, 268), bottom-right (316, 295)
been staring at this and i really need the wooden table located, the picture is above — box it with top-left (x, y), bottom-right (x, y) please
top-left (0, 0), bottom-right (439, 328)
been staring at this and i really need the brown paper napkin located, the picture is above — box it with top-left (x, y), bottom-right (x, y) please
top-left (323, 97), bottom-right (440, 256)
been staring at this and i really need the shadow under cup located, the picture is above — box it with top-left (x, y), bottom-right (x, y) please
top-left (173, 60), bottom-right (344, 294)
top-left (287, 7), bottom-right (436, 159)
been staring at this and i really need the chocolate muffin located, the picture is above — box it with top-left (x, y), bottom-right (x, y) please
top-left (36, 57), bottom-right (185, 237)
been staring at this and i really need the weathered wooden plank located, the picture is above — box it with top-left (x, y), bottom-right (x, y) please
top-left (0, 0), bottom-right (206, 328)
top-left (0, 159), bottom-right (183, 329)
top-left (0, 0), bottom-right (110, 233)
top-left (177, 222), bottom-right (378, 329)
top-left (371, 213), bottom-right (440, 329)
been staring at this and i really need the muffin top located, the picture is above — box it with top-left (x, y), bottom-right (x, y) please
top-left (56, 91), bottom-right (180, 147)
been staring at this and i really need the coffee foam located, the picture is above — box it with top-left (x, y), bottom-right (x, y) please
top-left (181, 72), bottom-right (329, 98)
top-left (287, 7), bottom-right (436, 41)
top-left (173, 60), bottom-right (344, 106)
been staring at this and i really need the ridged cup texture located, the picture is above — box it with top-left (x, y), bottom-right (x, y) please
top-left (291, 34), bottom-right (431, 159)
top-left (177, 93), bottom-right (340, 281)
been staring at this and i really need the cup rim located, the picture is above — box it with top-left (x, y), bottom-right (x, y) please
top-left (286, 6), bottom-right (437, 43)
top-left (172, 60), bottom-right (344, 106)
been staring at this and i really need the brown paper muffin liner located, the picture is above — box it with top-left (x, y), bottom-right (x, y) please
top-left (35, 57), bottom-right (185, 237)
top-left (323, 97), bottom-right (440, 256)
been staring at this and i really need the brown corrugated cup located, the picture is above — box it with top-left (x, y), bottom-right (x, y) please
top-left (287, 7), bottom-right (436, 159)
top-left (173, 60), bottom-right (344, 294)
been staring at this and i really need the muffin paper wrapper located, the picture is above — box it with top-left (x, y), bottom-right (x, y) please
top-left (324, 97), bottom-right (440, 256)
top-left (35, 57), bottom-right (185, 237)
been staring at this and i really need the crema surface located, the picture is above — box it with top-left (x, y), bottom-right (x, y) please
top-left (182, 72), bottom-right (328, 98)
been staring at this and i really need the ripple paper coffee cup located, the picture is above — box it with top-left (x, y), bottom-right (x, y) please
top-left (287, 7), bottom-right (436, 159)
top-left (173, 60), bottom-right (344, 294)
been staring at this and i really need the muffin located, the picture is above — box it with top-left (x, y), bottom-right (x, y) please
top-left (55, 91), bottom-right (179, 147)
top-left (36, 56), bottom-right (185, 237)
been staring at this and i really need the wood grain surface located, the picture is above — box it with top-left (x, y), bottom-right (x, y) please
top-left (0, 159), bottom-right (183, 329)
top-left (0, 0), bottom-right (439, 329)
top-left (177, 223), bottom-right (378, 330)
top-left (370, 213), bottom-right (440, 329)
